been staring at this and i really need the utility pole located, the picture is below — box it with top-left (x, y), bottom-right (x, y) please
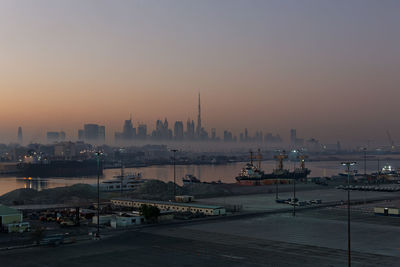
top-left (171, 149), bottom-right (178, 199)
top-left (341, 161), bottom-right (356, 267)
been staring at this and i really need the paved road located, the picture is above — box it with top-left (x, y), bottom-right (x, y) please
top-left (1, 208), bottom-right (400, 267)
top-left (0, 228), bottom-right (397, 267)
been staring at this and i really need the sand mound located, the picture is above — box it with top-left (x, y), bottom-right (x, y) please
top-left (0, 184), bottom-right (97, 205)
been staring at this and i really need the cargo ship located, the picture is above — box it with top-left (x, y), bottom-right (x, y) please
top-left (17, 160), bottom-right (102, 178)
top-left (235, 151), bottom-right (311, 185)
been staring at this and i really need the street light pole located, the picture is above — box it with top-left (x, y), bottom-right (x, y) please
top-left (171, 149), bottom-right (178, 199)
top-left (96, 151), bottom-right (102, 238)
top-left (341, 161), bottom-right (356, 267)
top-left (293, 176), bottom-right (296, 217)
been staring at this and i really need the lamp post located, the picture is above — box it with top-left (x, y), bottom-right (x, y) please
top-left (171, 149), bottom-right (178, 198)
top-left (96, 151), bottom-right (102, 238)
top-left (293, 174), bottom-right (296, 217)
top-left (341, 161), bottom-right (356, 267)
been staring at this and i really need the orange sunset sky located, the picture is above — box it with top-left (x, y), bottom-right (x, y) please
top-left (1, 0), bottom-right (400, 145)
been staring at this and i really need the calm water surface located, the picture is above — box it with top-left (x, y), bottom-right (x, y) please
top-left (0, 159), bottom-right (397, 195)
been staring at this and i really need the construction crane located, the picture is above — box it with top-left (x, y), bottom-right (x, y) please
top-left (386, 130), bottom-right (395, 151)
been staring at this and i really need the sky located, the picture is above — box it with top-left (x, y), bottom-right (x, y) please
top-left (0, 0), bottom-right (399, 145)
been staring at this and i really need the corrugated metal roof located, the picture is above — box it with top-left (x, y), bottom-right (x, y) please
top-left (112, 198), bottom-right (224, 209)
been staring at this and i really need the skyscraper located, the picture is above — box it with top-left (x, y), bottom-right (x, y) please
top-left (196, 93), bottom-right (201, 138)
top-left (17, 127), bottom-right (23, 144)
top-left (137, 124), bottom-right (147, 139)
top-left (79, 124), bottom-right (106, 144)
top-left (122, 118), bottom-right (134, 140)
top-left (186, 119), bottom-right (195, 140)
top-left (174, 121), bottom-right (184, 141)
top-left (211, 128), bottom-right (216, 140)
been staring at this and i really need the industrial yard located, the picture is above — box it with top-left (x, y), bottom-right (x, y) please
top-left (1, 183), bottom-right (400, 266)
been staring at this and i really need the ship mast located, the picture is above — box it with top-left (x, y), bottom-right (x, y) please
top-left (256, 149), bottom-right (262, 170)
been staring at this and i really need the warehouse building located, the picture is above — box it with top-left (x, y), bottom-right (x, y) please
top-left (111, 198), bottom-right (226, 216)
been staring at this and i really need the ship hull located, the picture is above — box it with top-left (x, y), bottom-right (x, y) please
top-left (17, 160), bottom-right (102, 178)
top-left (236, 169), bottom-right (311, 185)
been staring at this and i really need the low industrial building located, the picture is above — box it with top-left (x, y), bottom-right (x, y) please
top-left (0, 205), bottom-right (26, 233)
top-left (92, 215), bottom-right (113, 225)
top-left (111, 198), bottom-right (226, 216)
top-left (110, 215), bottom-right (144, 229)
top-left (374, 207), bottom-right (400, 216)
top-left (0, 205), bottom-right (22, 226)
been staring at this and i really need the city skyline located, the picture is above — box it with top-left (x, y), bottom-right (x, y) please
top-left (1, 92), bottom-right (397, 148)
top-left (1, 1), bottom-right (400, 145)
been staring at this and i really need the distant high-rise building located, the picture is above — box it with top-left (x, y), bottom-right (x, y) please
top-left (78, 129), bottom-right (84, 141)
top-left (186, 119), bottom-right (195, 140)
top-left (47, 132), bottom-right (60, 143)
top-left (60, 131), bottom-right (66, 141)
top-left (196, 93), bottom-right (201, 138)
top-left (244, 128), bottom-right (248, 141)
top-left (137, 124), bottom-right (147, 139)
top-left (17, 127), bottom-right (23, 144)
top-left (211, 128), bottom-right (216, 140)
top-left (84, 124), bottom-right (99, 140)
top-left (115, 117), bottom-right (136, 143)
top-left (174, 121), bottom-right (184, 141)
top-left (224, 130), bottom-right (233, 142)
top-left (47, 131), bottom-right (66, 143)
top-left (152, 118), bottom-right (170, 140)
top-left (79, 124), bottom-right (105, 144)
top-left (255, 131), bottom-right (263, 143)
top-left (290, 129), bottom-right (296, 145)
top-left (99, 126), bottom-right (105, 142)
top-left (123, 118), bottom-right (134, 140)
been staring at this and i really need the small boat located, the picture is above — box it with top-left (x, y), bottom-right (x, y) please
top-left (113, 172), bottom-right (142, 179)
top-left (101, 166), bottom-right (145, 191)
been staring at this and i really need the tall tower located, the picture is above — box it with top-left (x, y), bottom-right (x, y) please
top-left (197, 92), bottom-right (201, 137)
top-left (17, 126), bottom-right (23, 144)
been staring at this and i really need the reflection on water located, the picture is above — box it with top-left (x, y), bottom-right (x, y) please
top-left (17, 178), bottom-right (48, 191)
top-left (0, 159), bottom-right (399, 196)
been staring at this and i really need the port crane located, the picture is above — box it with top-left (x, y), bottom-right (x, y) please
top-left (297, 155), bottom-right (308, 170)
top-left (274, 151), bottom-right (288, 170)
